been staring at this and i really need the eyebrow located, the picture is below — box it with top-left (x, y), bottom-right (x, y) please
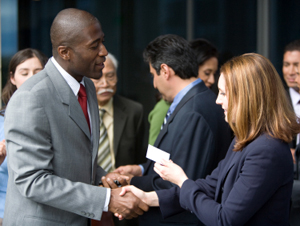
top-left (89, 34), bottom-right (105, 46)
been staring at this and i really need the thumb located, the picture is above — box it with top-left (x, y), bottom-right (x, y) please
top-left (119, 186), bottom-right (131, 196)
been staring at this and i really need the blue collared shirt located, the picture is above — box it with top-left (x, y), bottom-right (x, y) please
top-left (140, 78), bottom-right (202, 175)
top-left (168, 78), bottom-right (202, 116)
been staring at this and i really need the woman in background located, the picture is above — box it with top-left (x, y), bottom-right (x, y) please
top-left (190, 38), bottom-right (218, 88)
top-left (0, 48), bottom-right (48, 225)
top-left (120, 53), bottom-right (299, 226)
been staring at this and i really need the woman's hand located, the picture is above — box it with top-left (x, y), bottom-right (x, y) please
top-left (0, 139), bottom-right (6, 166)
top-left (116, 185), bottom-right (158, 220)
top-left (154, 159), bottom-right (188, 187)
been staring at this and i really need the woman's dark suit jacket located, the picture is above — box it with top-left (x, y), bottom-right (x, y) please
top-left (157, 134), bottom-right (294, 226)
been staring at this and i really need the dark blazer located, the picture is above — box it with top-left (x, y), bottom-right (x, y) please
top-left (113, 95), bottom-right (146, 167)
top-left (131, 82), bottom-right (232, 226)
top-left (158, 134), bottom-right (294, 226)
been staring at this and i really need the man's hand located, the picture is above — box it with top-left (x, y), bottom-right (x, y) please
top-left (113, 165), bottom-right (142, 176)
top-left (108, 187), bottom-right (149, 219)
top-left (0, 140), bottom-right (6, 166)
top-left (102, 172), bottom-right (131, 188)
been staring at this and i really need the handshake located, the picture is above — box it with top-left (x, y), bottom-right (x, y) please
top-left (103, 160), bottom-right (185, 220)
top-left (101, 164), bottom-right (148, 220)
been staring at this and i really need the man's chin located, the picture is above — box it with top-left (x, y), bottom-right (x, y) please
top-left (162, 96), bottom-right (172, 104)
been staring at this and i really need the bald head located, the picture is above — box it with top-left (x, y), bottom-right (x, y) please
top-left (50, 8), bottom-right (99, 57)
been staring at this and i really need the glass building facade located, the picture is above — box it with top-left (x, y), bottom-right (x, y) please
top-left (1, 0), bottom-right (300, 129)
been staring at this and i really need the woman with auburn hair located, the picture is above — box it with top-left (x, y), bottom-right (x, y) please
top-left (118, 53), bottom-right (300, 226)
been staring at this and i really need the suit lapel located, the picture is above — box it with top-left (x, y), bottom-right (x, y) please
top-left (154, 82), bottom-right (207, 147)
top-left (46, 61), bottom-right (91, 139)
top-left (215, 149), bottom-right (241, 201)
top-left (113, 96), bottom-right (127, 156)
top-left (84, 77), bottom-right (100, 158)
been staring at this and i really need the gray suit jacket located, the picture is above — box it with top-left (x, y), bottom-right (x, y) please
top-left (113, 95), bottom-right (146, 168)
top-left (3, 60), bottom-right (107, 226)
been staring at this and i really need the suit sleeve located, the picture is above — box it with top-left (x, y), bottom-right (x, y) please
top-left (157, 154), bottom-right (227, 219)
top-left (5, 90), bottom-right (107, 220)
top-left (134, 104), bottom-right (147, 164)
top-left (179, 141), bottom-right (293, 226)
top-left (131, 112), bottom-right (215, 191)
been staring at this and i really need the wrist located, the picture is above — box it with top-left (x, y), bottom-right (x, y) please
top-left (178, 177), bottom-right (188, 188)
top-left (145, 191), bottom-right (159, 207)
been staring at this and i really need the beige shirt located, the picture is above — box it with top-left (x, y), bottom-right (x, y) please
top-left (99, 98), bottom-right (116, 171)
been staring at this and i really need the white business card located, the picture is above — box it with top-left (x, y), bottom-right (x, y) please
top-left (146, 144), bottom-right (170, 163)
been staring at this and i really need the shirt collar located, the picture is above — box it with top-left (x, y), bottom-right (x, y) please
top-left (51, 57), bottom-right (85, 96)
top-left (168, 78), bottom-right (202, 114)
top-left (99, 97), bottom-right (114, 117)
top-left (289, 87), bottom-right (300, 106)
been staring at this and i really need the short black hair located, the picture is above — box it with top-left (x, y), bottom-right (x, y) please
top-left (143, 34), bottom-right (198, 79)
top-left (284, 39), bottom-right (300, 54)
top-left (190, 38), bottom-right (218, 66)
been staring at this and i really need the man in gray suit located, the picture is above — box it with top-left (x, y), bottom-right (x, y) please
top-left (3, 8), bottom-right (148, 226)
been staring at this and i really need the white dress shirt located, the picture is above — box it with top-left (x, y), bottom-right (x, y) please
top-left (289, 87), bottom-right (300, 144)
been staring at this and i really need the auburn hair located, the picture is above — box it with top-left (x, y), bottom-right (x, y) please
top-left (220, 53), bottom-right (300, 151)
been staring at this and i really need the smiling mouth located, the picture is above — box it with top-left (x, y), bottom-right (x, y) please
top-left (96, 62), bottom-right (105, 68)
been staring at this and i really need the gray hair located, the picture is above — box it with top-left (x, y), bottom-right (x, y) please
top-left (107, 52), bottom-right (118, 70)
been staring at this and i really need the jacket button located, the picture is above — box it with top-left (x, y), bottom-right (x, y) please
top-left (81, 211), bottom-right (86, 216)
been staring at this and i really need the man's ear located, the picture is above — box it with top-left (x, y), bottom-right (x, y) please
top-left (160, 64), bottom-right (171, 80)
top-left (57, 46), bottom-right (71, 61)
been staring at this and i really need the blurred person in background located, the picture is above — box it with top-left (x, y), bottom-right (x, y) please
top-left (190, 38), bottom-right (218, 88)
top-left (0, 48), bottom-right (48, 226)
top-left (282, 39), bottom-right (300, 161)
top-left (91, 52), bottom-right (146, 226)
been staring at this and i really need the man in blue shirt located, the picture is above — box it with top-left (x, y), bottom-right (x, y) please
top-left (105, 34), bottom-right (232, 226)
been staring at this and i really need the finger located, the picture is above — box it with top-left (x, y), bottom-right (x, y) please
top-left (160, 159), bottom-right (168, 165)
top-left (105, 172), bottom-right (117, 180)
top-left (119, 186), bottom-right (132, 196)
top-left (101, 177), bottom-right (113, 188)
top-left (138, 199), bottom-right (149, 212)
top-left (153, 167), bottom-right (164, 179)
top-left (119, 187), bottom-right (126, 196)
top-left (114, 212), bottom-right (124, 220)
top-left (119, 174), bottom-right (130, 180)
top-left (106, 178), bottom-right (118, 189)
top-left (118, 177), bottom-right (128, 186)
top-left (154, 162), bottom-right (164, 172)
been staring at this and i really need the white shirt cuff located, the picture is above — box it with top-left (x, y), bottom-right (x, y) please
top-left (103, 188), bottom-right (111, 212)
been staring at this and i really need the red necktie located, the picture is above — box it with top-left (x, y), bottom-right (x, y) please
top-left (78, 84), bottom-right (90, 132)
